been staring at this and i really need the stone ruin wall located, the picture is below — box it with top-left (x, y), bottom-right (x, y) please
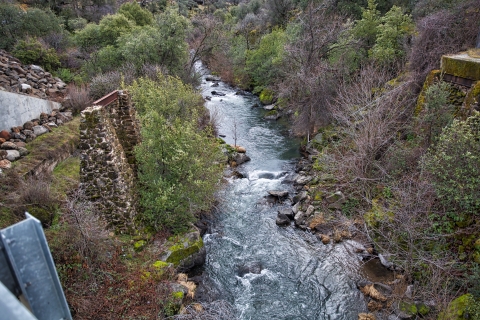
top-left (79, 91), bottom-right (140, 233)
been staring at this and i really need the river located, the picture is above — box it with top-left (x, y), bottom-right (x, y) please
top-left (196, 63), bottom-right (367, 319)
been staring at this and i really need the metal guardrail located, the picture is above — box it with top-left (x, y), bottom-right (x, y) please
top-left (0, 213), bottom-right (72, 320)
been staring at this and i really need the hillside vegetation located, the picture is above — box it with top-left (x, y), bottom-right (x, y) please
top-left (1, 0), bottom-right (480, 317)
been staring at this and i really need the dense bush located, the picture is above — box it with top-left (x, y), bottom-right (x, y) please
top-left (12, 38), bottom-right (61, 72)
top-left (118, 2), bottom-right (153, 26)
top-left (422, 113), bottom-right (480, 219)
top-left (0, 4), bottom-right (63, 50)
top-left (415, 81), bottom-right (455, 145)
top-left (130, 74), bottom-right (224, 233)
top-left (245, 28), bottom-right (286, 91)
top-left (369, 5), bottom-right (413, 65)
top-left (63, 84), bottom-right (92, 115)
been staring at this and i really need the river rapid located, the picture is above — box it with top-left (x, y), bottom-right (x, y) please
top-left (196, 63), bottom-right (367, 320)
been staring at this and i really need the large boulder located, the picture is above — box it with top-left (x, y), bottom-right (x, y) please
top-left (293, 191), bottom-right (308, 204)
top-left (232, 152), bottom-right (251, 166)
top-left (294, 175), bottom-right (312, 185)
top-left (18, 147), bottom-right (29, 157)
top-left (205, 75), bottom-right (221, 82)
top-left (162, 229), bottom-right (205, 272)
top-left (23, 121), bottom-right (35, 130)
top-left (211, 90), bottom-right (226, 96)
top-left (264, 110), bottom-right (280, 120)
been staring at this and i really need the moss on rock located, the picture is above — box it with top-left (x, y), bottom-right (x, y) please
top-left (164, 231), bottom-right (204, 266)
top-left (442, 54), bottom-right (480, 81)
top-left (134, 240), bottom-right (146, 251)
top-left (259, 88), bottom-right (274, 105)
top-left (415, 70), bottom-right (440, 116)
top-left (438, 294), bottom-right (473, 320)
top-left (465, 81), bottom-right (480, 113)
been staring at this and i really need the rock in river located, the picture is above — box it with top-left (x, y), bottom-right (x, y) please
top-left (276, 213), bottom-right (291, 226)
top-left (268, 190), bottom-right (289, 198)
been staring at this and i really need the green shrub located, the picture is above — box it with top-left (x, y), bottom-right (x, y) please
top-left (118, 2), bottom-right (153, 26)
top-left (422, 113), bottom-right (480, 218)
top-left (54, 68), bottom-right (75, 83)
top-left (416, 81), bottom-right (455, 145)
top-left (130, 74), bottom-right (224, 233)
top-left (369, 5), bottom-right (414, 65)
top-left (12, 38), bottom-right (61, 72)
top-left (0, 4), bottom-right (63, 51)
top-left (245, 28), bottom-right (286, 90)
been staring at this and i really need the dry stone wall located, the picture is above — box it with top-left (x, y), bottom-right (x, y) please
top-left (0, 50), bottom-right (67, 101)
top-left (79, 91), bottom-right (140, 233)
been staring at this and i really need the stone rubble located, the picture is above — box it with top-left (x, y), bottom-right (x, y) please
top-left (0, 50), bottom-right (67, 102)
top-left (0, 110), bottom-right (73, 168)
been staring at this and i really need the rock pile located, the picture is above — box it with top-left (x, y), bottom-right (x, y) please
top-left (0, 110), bottom-right (73, 169)
top-left (0, 50), bottom-right (67, 101)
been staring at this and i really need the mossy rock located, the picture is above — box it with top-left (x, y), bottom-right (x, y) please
top-left (399, 301), bottom-right (418, 316)
top-left (364, 199), bottom-right (394, 228)
top-left (152, 260), bottom-right (170, 269)
top-left (134, 240), bottom-right (147, 252)
top-left (259, 88), bottom-right (275, 105)
top-left (417, 302), bottom-right (430, 316)
top-left (442, 53), bottom-right (480, 81)
top-left (415, 70), bottom-right (441, 116)
top-left (465, 81), bottom-right (480, 112)
top-left (472, 252), bottom-right (480, 263)
top-left (172, 291), bottom-right (184, 299)
top-left (438, 294), bottom-right (473, 320)
top-left (265, 110), bottom-right (278, 117)
top-left (474, 238), bottom-right (480, 251)
top-left (163, 231), bottom-right (204, 266)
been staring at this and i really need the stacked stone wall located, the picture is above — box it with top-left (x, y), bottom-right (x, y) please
top-left (79, 91), bottom-right (139, 232)
top-left (0, 50), bottom-right (67, 101)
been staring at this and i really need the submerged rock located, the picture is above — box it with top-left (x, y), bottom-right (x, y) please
top-left (211, 90), bottom-right (226, 96)
top-left (268, 190), bottom-right (289, 198)
top-left (206, 75), bottom-right (221, 82)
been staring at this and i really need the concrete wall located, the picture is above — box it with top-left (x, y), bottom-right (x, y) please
top-left (0, 90), bottom-right (61, 131)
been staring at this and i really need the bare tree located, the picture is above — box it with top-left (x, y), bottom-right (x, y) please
top-left (231, 117), bottom-right (239, 147)
top-left (277, 5), bottom-right (346, 138)
top-left (409, 1), bottom-right (480, 81)
top-left (188, 15), bottom-right (222, 75)
top-left (329, 65), bottom-right (416, 197)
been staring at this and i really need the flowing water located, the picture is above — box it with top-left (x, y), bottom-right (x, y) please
top-left (197, 63), bottom-right (367, 319)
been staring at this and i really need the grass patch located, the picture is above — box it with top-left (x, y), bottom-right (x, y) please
top-left (51, 156), bottom-right (80, 200)
top-left (14, 117), bottom-right (80, 176)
